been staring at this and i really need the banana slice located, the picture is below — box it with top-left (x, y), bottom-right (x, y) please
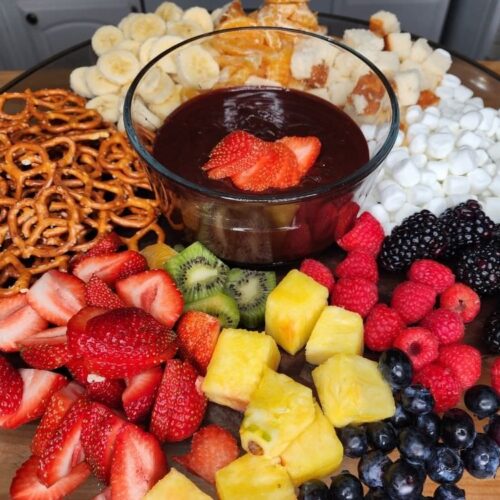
top-left (182, 7), bottom-right (213, 33)
top-left (116, 39), bottom-right (141, 55)
top-left (150, 35), bottom-right (183, 73)
top-left (70, 67), bottom-right (93, 98)
top-left (138, 67), bottom-right (175, 105)
top-left (119, 13), bottom-right (139, 38)
top-left (139, 36), bottom-right (159, 66)
top-left (166, 19), bottom-right (205, 39)
top-left (129, 13), bottom-right (166, 42)
top-left (86, 94), bottom-right (122, 123)
top-left (86, 66), bottom-right (121, 96)
top-left (176, 45), bottom-right (220, 90)
top-left (148, 85), bottom-right (182, 120)
top-left (132, 97), bottom-right (162, 130)
top-left (91, 25), bottom-right (124, 56)
top-left (97, 49), bottom-right (140, 85)
top-left (155, 1), bottom-right (183, 22)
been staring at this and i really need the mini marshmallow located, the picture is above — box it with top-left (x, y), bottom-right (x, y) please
top-left (421, 170), bottom-right (437, 185)
top-left (383, 222), bottom-right (396, 235)
top-left (421, 111), bottom-right (440, 130)
top-left (385, 147), bottom-right (409, 169)
top-left (468, 97), bottom-right (484, 109)
top-left (361, 123), bottom-right (377, 141)
top-left (426, 160), bottom-right (449, 180)
top-left (386, 32), bottom-right (412, 60)
top-left (462, 105), bottom-right (479, 114)
top-left (479, 108), bottom-right (497, 132)
top-left (411, 154), bottom-right (428, 169)
top-left (438, 117), bottom-right (460, 134)
top-left (480, 136), bottom-right (495, 150)
top-left (484, 163), bottom-right (497, 177)
top-left (369, 10), bottom-right (401, 36)
top-left (407, 184), bottom-right (434, 205)
top-left (487, 142), bottom-right (500, 161)
top-left (459, 111), bottom-right (481, 130)
top-left (376, 123), bottom-right (391, 142)
top-left (392, 158), bottom-right (421, 187)
top-left (367, 203), bottom-right (390, 224)
top-left (467, 168), bottom-right (492, 194)
top-left (422, 49), bottom-right (452, 75)
top-left (394, 203), bottom-right (420, 225)
top-left (410, 38), bottom-right (433, 63)
top-left (449, 148), bottom-right (476, 175)
top-left (407, 123), bottom-right (430, 141)
top-left (443, 175), bottom-right (471, 195)
top-left (456, 130), bottom-right (482, 149)
top-left (490, 175), bottom-right (500, 196)
top-left (474, 149), bottom-right (489, 166)
top-left (394, 70), bottom-right (421, 106)
top-left (406, 105), bottom-right (423, 124)
top-left (409, 134), bottom-right (427, 155)
top-left (483, 197), bottom-right (500, 223)
top-left (426, 106), bottom-right (441, 117)
top-left (380, 184), bottom-right (406, 212)
top-left (440, 73), bottom-right (461, 88)
top-left (368, 140), bottom-right (377, 156)
top-left (378, 179), bottom-right (398, 192)
top-left (448, 194), bottom-right (477, 205)
top-left (454, 85), bottom-right (474, 103)
top-left (427, 133), bottom-right (455, 159)
top-left (435, 86), bottom-right (455, 100)
top-left (487, 116), bottom-right (500, 137)
top-left (424, 197), bottom-right (447, 216)
top-left (395, 129), bottom-right (405, 147)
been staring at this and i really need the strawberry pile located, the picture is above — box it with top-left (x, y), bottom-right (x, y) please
top-left (202, 130), bottom-right (321, 192)
top-left (0, 233), bottom-right (238, 499)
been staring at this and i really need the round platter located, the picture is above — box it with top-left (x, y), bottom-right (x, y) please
top-left (0, 12), bottom-right (499, 499)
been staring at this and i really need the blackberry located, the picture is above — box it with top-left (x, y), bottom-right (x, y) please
top-left (379, 210), bottom-right (448, 272)
top-left (439, 200), bottom-right (495, 257)
top-left (484, 309), bottom-right (500, 354)
top-left (454, 241), bottom-right (500, 295)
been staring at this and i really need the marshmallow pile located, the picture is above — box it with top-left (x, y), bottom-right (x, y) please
top-left (363, 73), bottom-right (500, 234)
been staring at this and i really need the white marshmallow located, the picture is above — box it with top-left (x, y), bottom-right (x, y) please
top-left (392, 158), bottom-right (421, 187)
top-left (394, 203), bottom-right (420, 225)
top-left (468, 97), bottom-right (484, 109)
top-left (448, 194), bottom-right (477, 205)
top-left (484, 162), bottom-right (497, 177)
top-left (406, 105), bottom-right (423, 125)
top-left (385, 147), bottom-right (409, 169)
top-left (409, 134), bottom-right (428, 155)
top-left (367, 203), bottom-right (390, 224)
top-left (467, 168), bottom-right (492, 194)
top-left (361, 123), bottom-right (377, 141)
top-left (487, 142), bottom-right (500, 161)
top-left (426, 106), bottom-right (441, 117)
top-left (474, 149), bottom-right (489, 166)
top-left (380, 184), bottom-right (406, 212)
top-left (438, 117), bottom-right (460, 134)
top-left (407, 184), bottom-right (434, 205)
top-left (421, 170), bottom-right (437, 185)
top-left (487, 116), bottom-right (500, 137)
top-left (459, 111), bottom-right (481, 130)
top-left (454, 85), bottom-right (474, 103)
top-left (463, 104), bottom-right (479, 114)
top-left (376, 123), bottom-right (391, 142)
top-left (394, 129), bottom-right (405, 147)
top-left (490, 175), bottom-right (500, 196)
top-left (424, 197), bottom-right (447, 216)
top-left (483, 197), bottom-right (500, 223)
top-left (368, 140), bottom-right (377, 156)
top-left (386, 32), bottom-right (412, 60)
top-left (426, 160), bottom-right (449, 180)
top-left (378, 179), bottom-right (398, 191)
top-left (427, 133), bottom-right (455, 159)
top-left (411, 154), bottom-right (428, 169)
top-left (435, 86), bottom-right (455, 100)
top-left (407, 123), bottom-right (430, 141)
top-left (440, 73), bottom-right (461, 88)
top-left (421, 112), bottom-right (440, 130)
top-left (456, 131), bottom-right (482, 149)
top-left (410, 38), bottom-right (433, 63)
top-left (383, 222), bottom-right (396, 234)
top-left (443, 175), bottom-right (471, 195)
top-left (481, 136), bottom-right (495, 150)
top-left (448, 148), bottom-right (476, 175)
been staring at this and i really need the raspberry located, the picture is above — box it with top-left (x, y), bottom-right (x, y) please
top-left (420, 308), bottom-right (464, 345)
top-left (492, 357), bottom-right (500, 396)
top-left (414, 362), bottom-right (461, 412)
top-left (438, 344), bottom-right (481, 390)
top-left (331, 277), bottom-right (378, 318)
top-left (364, 304), bottom-right (404, 352)
top-left (335, 250), bottom-right (378, 282)
top-left (393, 327), bottom-right (439, 371)
top-left (299, 258), bottom-right (335, 294)
top-left (440, 283), bottom-right (481, 323)
top-left (391, 281), bottom-right (437, 324)
top-left (337, 212), bottom-right (385, 256)
top-left (408, 259), bottom-right (455, 294)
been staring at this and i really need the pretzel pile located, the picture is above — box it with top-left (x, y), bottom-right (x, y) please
top-left (0, 88), bottom-right (164, 296)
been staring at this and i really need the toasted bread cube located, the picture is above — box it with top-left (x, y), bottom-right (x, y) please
top-left (369, 10), bottom-right (401, 37)
top-left (394, 69), bottom-right (421, 106)
top-left (328, 79), bottom-right (356, 107)
top-left (144, 468), bottom-right (211, 500)
top-left (386, 32), bottom-right (412, 60)
top-left (422, 48), bottom-right (452, 76)
top-left (374, 51), bottom-right (400, 78)
top-left (344, 28), bottom-right (384, 52)
top-left (410, 38), bottom-right (433, 63)
top-left (202, 328), bottom-right (280, 412)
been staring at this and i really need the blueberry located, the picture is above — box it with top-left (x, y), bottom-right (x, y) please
top-left (401, 385), bottom-right (435, 415)
top-left (337, 426), bottom-right (368, 458)
top-left (414, 413), bottom-right (440, 443)
top-left (441, 409), bottom-right (476, 450)
top-left (358, 450), bottom-right (392, 488)
top-left (425, 445), bottom-right (463, 484)
top-left (388, 403), bottom-right (412, 429)
top-left (485, 414), bottom-right (500, 446)
top-left (364, 489), bottom-right (390, 499)
top-left (382, 459), bottom-right (424, 500)
top-left (299, 479), bottom-right (331, 500)
top-left (330, 472), bottom-right (364, 500)
top-left (379, 349), bottom-right (413, 390)
top-left (398, 428), bottom-right (433, 465)
top-left (433, 484), bottom-right (466, 500)
top-left (464, 385), bottom-right (499, 419)
top-left (367, 421), bottom-right (397, 452)
top-left (462, 433), bottom-right (500, 479)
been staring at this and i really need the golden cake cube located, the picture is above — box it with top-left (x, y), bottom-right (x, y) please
top-left (143, 468), bottom-right (211, 500)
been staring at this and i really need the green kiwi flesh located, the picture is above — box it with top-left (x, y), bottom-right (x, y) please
top-left (224, 268), bottom-right (276, 329)
top-left (164, 241), bottom-right (229, 303)
top-left (184, 291), bottom-right (240, 328)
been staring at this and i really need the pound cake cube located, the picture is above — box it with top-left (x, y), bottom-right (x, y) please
top-left (386, 32), bottom-right (412, 60)
top-left (394, 69), bottom-right (421, 106)
top-left (422, 48), bottom-right (452, 76)
top-left (143, 468), bottom-right (211, 500)
top-left (410, 38), bottom-right (433, 63)
top-left (370, 10), bottom-right (401, 37)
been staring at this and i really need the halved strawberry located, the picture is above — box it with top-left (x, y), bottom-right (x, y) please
top-left (0, 354), bottom-right (23, 416)
top-left (27, 270), bottom-right (86, 326)
top-left (173, 424), bottom-right (238, 484)
top-left (38, 398), bottom-right (89, 486)
top-left (0, 369), bottom-right (67, 429)
top-left (116, 270), bottom-right (184, 328)
top-left (67, 307), bottom-right (107, 359)
top-left (176, 311), bottom-right (221, 375)
top-left (150, 359), bottom-right (207, 443)
top-left (81, 402), bottom-right (127, 482)
top-left (20, 327), bottom-right (72, 370)
top-left (70, 232), bottom-right (123, 270)
top-left (10, 456), bottom-right (90, 500)
top-left (122, 366), bottom-right (163, 423)
top-left (32, 382), bottom-right (85, 457)
top-left (203, 130), bottom-right (266, 179)
top-left (110, 424), bottom-right (168, 500)
top-left (0, 294), bottom-right (48, 352)
top-left (277, 135), bottom-right (321, 176)
top-left (72, 251), bottom-right (148, 285)
top-left (84, 275), bottom-right (125, 309)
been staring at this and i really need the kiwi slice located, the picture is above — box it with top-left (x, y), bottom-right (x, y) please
top-left (224, 269), bottom-right (276, 329)
top-left (184, 291), bottom-right (240, 328)
top-left (164, 241), bottom-right (229, 303)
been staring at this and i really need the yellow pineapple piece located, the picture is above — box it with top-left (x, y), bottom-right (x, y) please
top-left (216, 454), bottom-right (296, 500)
top-left (265, 269), bottom-right (328, 355)
top-left (280, 403), bottom-right (343, 486)
top-left (305, 306), bottom-right (363, 365)
top-left (140, 243), bottom-right (177, 269)
top-left (240, 366), bottom-right (315, 457)
top-left (143, 468), bottom-right (211, 500)
top-left (202, 328), bottom-right (280, 412)
top-left (312, 354), bottom-right (395, 428)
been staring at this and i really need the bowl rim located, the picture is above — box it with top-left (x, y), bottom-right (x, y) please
top-left (124, 25), bottom-right (400, 204)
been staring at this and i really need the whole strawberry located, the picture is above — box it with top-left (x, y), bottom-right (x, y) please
top-left (420, 308), bottom-right (464, 345)
top-left (364, 304), bottom-right (404, 352)
top-left (335, 250), bottom-right (378, 283)
top-left (492, 357), bottom-right (500, 396)
top-left (337, 212), bottom-right (385, 256)
top-left (332, 277), bottom-right (378, 317)
top-left (393, 327), bottom-right (439, 371)
top-left (299, 259), bottom-right (335, 294)
top-left (391, 281), bottom-right (437, 324)
top-left (408, 259), bottom-right (455, 294)
top-left (438, 344), bottom-right (481, 391)
top-left (440, 283), bottom-right (481, 323)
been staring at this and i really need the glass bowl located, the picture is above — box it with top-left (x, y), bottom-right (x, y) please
top-left (124, 26), bottom-right (399, 265)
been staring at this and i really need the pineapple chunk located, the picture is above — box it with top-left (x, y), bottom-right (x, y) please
top-left (240, 366), bottom-right (315, 457)
top-left (266, 269), bottom-right (328, 354)
top-left (313, 354), bottom-right (395, 428)
top-left (216, 454), bottom-right (296, 500)
top-left (281, 403), bottom-right (343, 486)
top-left (305, 306), bottom-right (363, 365)
top-left (202, 328), bottom-right (280, 412)
top-left (143, 468), bottom-right (211, 500)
